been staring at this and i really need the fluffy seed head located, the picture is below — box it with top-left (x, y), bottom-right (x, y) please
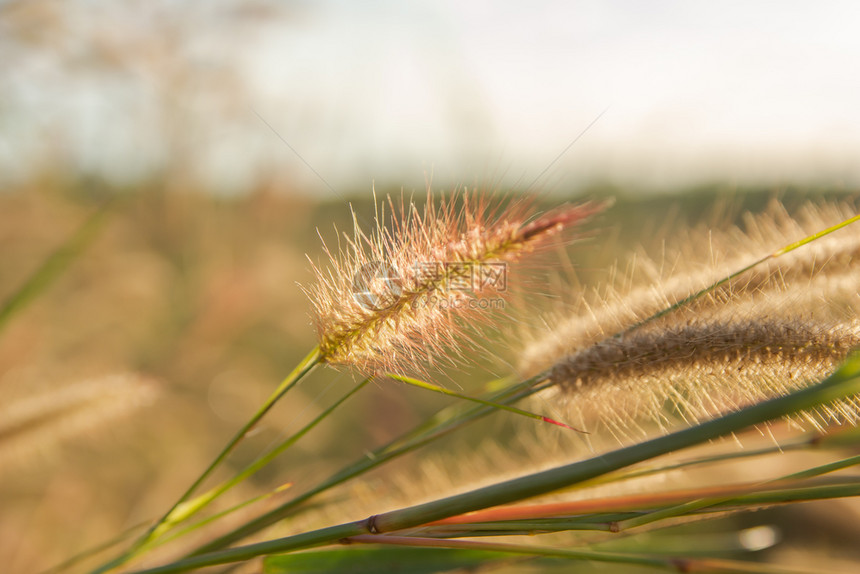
top-left (519, 200), bottom-right (860, 378)
top-left (304, 190), bottom-right (603, 374)
top-left (518, 200), bottom-right (860, 436)
top-left (547, 317), bottom-right (860, 434)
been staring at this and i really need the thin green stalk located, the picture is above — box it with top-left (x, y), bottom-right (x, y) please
top-left (620, 453), bottom-right (860, 530)
top-left (159, 483), bottom-right (294, 547)
top-left (411, 519), bottom-right (618, 536)
top-left (625, 479), bottom-right (860, 520)
top-left (130, 376), bottom-right (371, 560)
top-left (387, 373), bottom-right (585, 432)
top-left (0, 201), bottom-right (110, 333)
top-left (338, 535), bottom-right (818, 574)
top-left (591, 432), bottom-right (830, 488)
top-left (782, 453), bottom-right (860, 481)
top-left (157, 376), bottom-right (370, 537)
top-left (343, 535), bottom-right (678, 571)
top-left (188, 375), bottom-right (541, 556)
top-left (618, 212), bottom-right (860, 335)
top-left (725, 479), bottom-right (860, 506)
top-left (158, 347), bottom-right (320, 522)
top-left (39, 521), bottom-right (148, 574)
top-left (91, 347), bottom-right (321, 574)
top-left (418, 478), bottom-right (860, 537)
top-left (128, 354), bottom-right (860, 573)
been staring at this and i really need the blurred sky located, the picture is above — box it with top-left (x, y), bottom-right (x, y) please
top-left (2, 0), bottom-right (860, 196)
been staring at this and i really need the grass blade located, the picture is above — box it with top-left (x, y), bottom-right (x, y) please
top-left (91, 347), bottom-right (321, 573)
top-left (263, 545), bottom-right (514, 574)
top-left (387, 373), bottom-right (584, 432)
top-left (618, 211), bottom-right (860, 336)
top-left (0, 202), bottom-right (110, 333)
top-left (154, 376), bottom-right (369, 540)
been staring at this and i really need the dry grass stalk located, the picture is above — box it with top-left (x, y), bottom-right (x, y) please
top-left (305, 190), bottom-right (603, 374)
top-left (0, 373), bottom-right (159, 472)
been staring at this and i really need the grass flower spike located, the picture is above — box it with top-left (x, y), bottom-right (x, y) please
top-left (520, 201), bottom-right (860, 435)
top-left (549, 317), bottom-right (860, 432)
top-left (306, 191), bottom-right (603, 374)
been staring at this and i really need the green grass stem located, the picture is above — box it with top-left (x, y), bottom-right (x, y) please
top-left (0, 202), bottom-right (110, 333)
top-left (127, 354), bottom-right (860, 573)
top-left (90, 346), bottom-right (321, 573)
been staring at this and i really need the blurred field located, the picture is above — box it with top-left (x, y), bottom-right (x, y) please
top-left (4, 2), bottom-right (860, 571)
top-left (0, 181), bottom-right (857, 573)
